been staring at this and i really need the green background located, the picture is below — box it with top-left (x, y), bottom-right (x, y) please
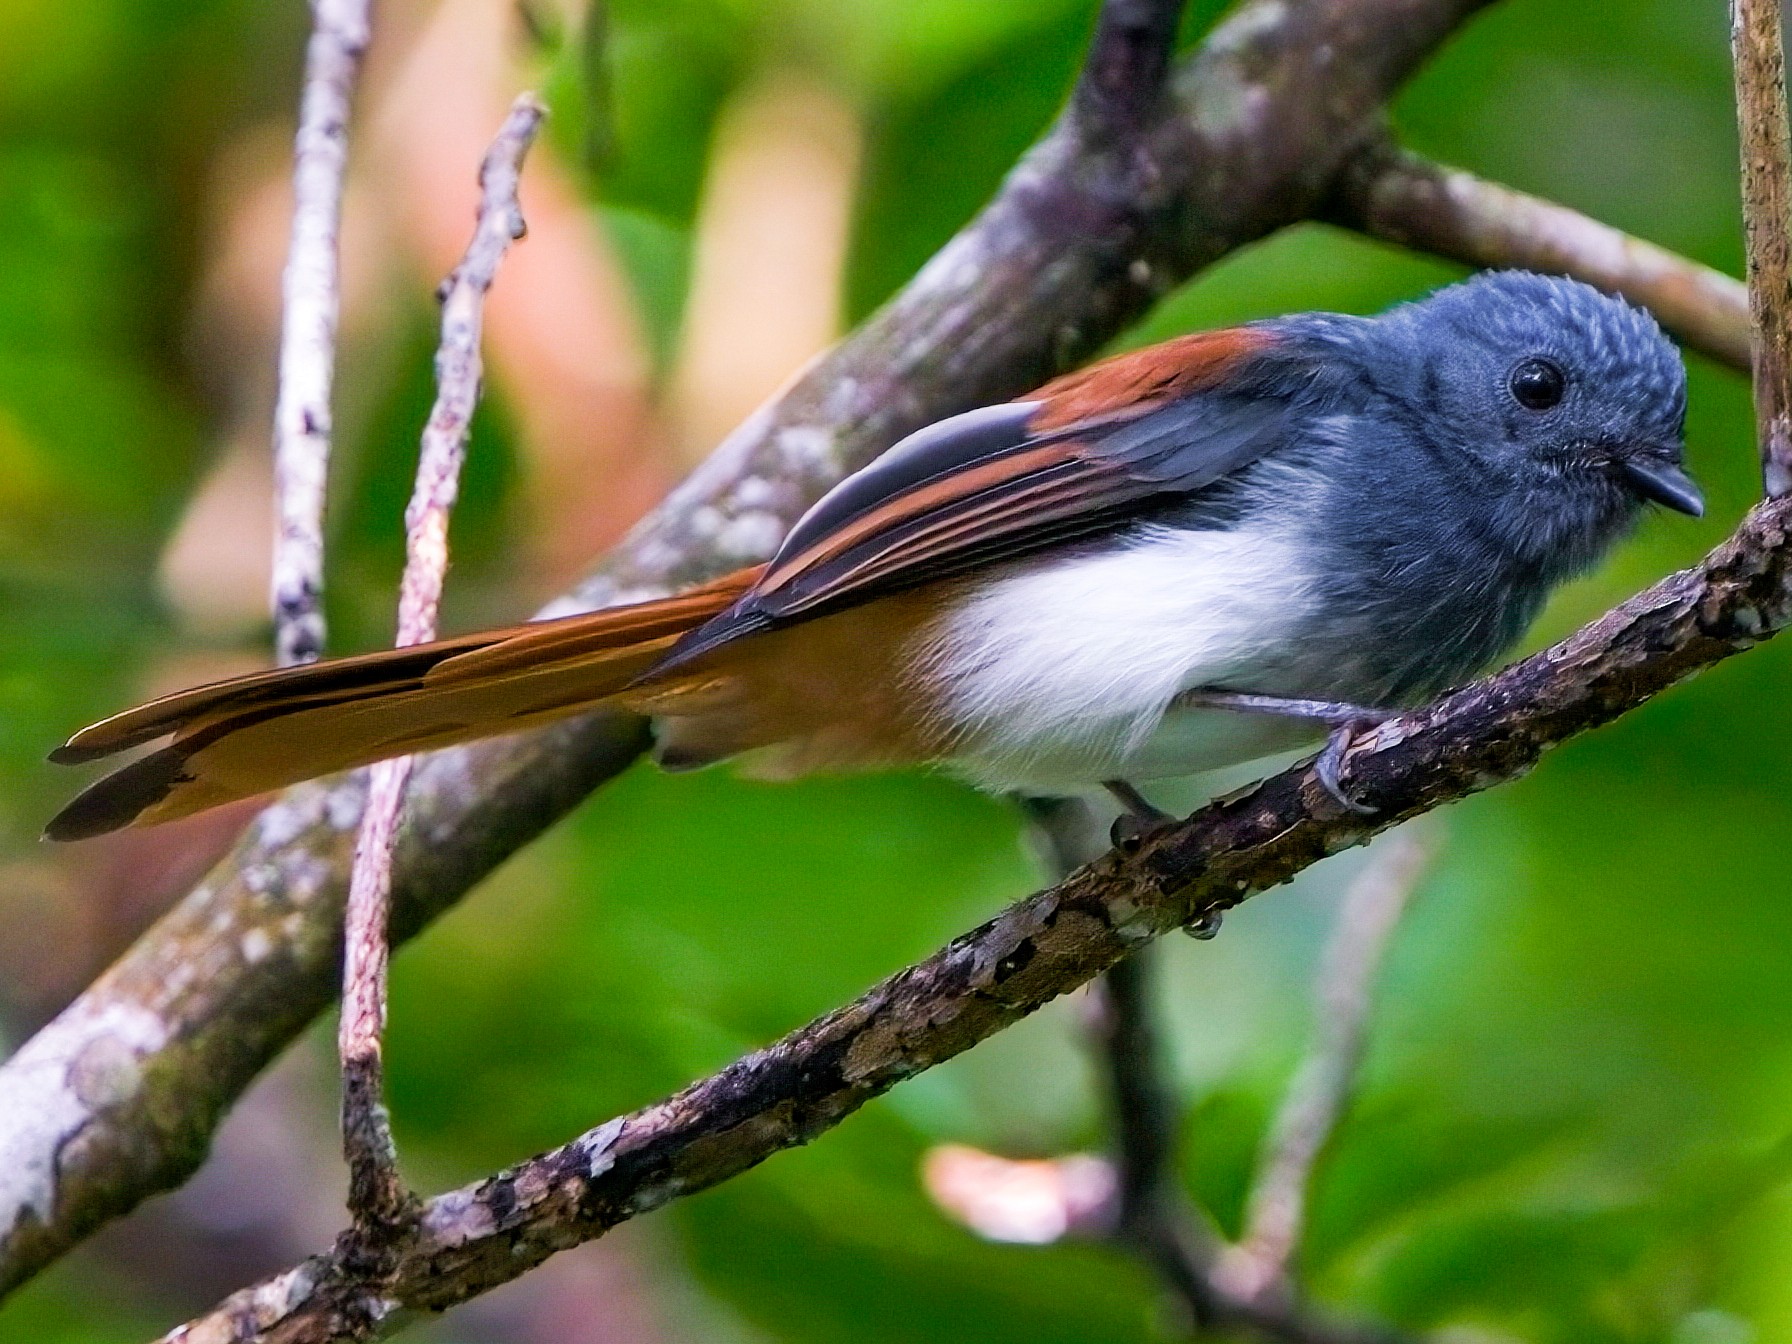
top-left (0, 1), bottom-right (1785, 1341)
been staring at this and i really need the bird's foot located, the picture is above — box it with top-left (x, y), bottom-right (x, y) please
top-left (1312, 719), bottom-right (1380, 816)
top-left (1103, 779), bottom-right (1176, 851)
top-left (1173, 688), bottom-right (1393, 817)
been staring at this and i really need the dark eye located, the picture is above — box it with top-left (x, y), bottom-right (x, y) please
top-left (1509, 358), bottom-right (1566, 411)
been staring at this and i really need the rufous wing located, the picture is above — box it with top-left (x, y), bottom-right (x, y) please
top-left (654, 325), bottom-right (1300, 669)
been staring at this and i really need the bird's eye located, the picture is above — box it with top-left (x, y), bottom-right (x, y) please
top-left (1509, 358), bottom-right (1566, 411)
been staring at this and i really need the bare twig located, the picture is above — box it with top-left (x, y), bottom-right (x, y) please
top-left (1327, 138), bottom-right (1751, 372)
top-left (1090, 953), bottom-right (1419, 1344)
top-left (1023, 795), bottom-right (1228, 1309)
top-left (1088, 949), bottom-right (1229, 1318)
top-left (1022, 795), bottom-right (1228, 1302)
top-left (271, 0), bottom-right (374, 667)
top-left (1217, 830), bottom-right (1434, 1304)
top-left (1733, 0), bottom-right (1792, 493)
top-left (338, 95), bottom-right (546, 1230)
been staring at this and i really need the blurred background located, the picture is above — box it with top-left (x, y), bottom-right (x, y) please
top-left (0, 0), bottom-right (1783, 1340)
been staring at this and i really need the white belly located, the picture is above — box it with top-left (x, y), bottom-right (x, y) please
top-left (919, 523), bottom-right (1321, 791)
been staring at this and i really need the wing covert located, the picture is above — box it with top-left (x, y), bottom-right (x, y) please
top-left (656, 325), bottom-right (1319, 670)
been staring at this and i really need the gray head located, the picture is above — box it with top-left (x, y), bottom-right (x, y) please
top-left (1370, 271), bottom-right (1698, 538)
top-left (1258, 273), bottom-right (1700, 704)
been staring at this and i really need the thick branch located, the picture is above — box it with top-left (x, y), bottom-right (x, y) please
top-left (338, 94), bottom-right (545, 1230)
top-left (1733, 0), bottom-right (1792, 491)
top-left (1327, 139), bottom-right (1751, 371)
top-left (162, 493), bottom-right (1792, 1341)
top-left (0, 0), bottom-right (1497, 1293)
top-left (271, 0), bottom-right (374, 667)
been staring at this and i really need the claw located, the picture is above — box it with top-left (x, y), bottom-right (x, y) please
top-left (1104, 779), bottom-right (1175, 851)
top-left (1313, 720), bottom-right (1379, 816)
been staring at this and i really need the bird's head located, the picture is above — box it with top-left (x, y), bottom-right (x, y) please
top-left (1378, 270), bottom-right (1698, 526)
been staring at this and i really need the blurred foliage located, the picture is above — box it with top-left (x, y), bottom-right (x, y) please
top-left (3, 1), bottom-right (1791, 1342)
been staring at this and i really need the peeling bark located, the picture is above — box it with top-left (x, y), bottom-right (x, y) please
top-left (1733, 0), bottom-right (1792, 491)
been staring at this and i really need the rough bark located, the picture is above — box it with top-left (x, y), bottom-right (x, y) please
top-left (1732, 0), bottom-right (1792, 492)
top-left (271, 0), bottom-right (374, 667)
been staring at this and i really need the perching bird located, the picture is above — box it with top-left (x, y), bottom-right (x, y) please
top-left (45, 271), bottom-right (1700, 842)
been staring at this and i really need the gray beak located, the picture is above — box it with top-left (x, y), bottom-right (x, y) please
top-left (1620, 458), bottom-right (1704, 517)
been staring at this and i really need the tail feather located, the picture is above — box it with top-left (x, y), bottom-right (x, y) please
top-left (48, 628), bottom-right (523, 765)
top-left (45, 566), bottom-right (761, 840)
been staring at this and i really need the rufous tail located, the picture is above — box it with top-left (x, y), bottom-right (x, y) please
top-left (44, 567), bottom-right (761, 841)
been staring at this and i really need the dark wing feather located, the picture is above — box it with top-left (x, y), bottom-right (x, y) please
top-left (655, 325), bottom-right (1315, 672)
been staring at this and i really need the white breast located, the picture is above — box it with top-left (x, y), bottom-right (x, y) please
top-left (918, 523), bottom-right (1320, 791)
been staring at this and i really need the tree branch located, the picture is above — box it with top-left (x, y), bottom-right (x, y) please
top-left (1733, 0), bottom-right (1792, 492)
top-left (160, 488), bottom-right (1792, 1340)
top-left (1326, 137), bottom-right (1751, 372)
top-left (271, 0), bottom-right (374, 668)
top-left (338, 93), bottom-right (545, 1232)
top-left (1088, 949), bottom-right (1229, 1322)
top-left (0, 0), bottom-right (1500, 1294)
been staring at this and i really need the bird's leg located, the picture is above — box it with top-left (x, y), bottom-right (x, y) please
top-left (1172, 688), bottom-right (1395, 816)
top-left (1102, 778), bottom-right (1174, 850)
top-left (1169, 688), bottom-right (1397, 725)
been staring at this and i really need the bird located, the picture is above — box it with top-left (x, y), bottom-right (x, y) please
top-left (44, 270), bottom-right (1701, 844)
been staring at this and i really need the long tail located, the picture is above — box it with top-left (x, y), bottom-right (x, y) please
top-left (45, 567), bottom-right (761, 841)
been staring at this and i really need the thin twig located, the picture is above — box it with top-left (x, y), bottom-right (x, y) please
top-left (1327, 138), bottom-right (1751, 373)
top-left (1733, 0), bottom-right (1792, 493)
top-left (1021, 796), bottom-right (1226, 1281)
top-left (1089, 950), bottom-right (1229, 1324)
top-left (1217, 829), bottom-right (1434, 1303)
top-left (271, 0), bottom-right (374, 667)
top-left (1092, 954), bottom-right (1417, 1344)
top-left (338, 94), bottom-right (546, 1230)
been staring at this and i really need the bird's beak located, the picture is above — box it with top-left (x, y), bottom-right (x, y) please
top-left (1620, 457), bottom-right (1704, 517)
